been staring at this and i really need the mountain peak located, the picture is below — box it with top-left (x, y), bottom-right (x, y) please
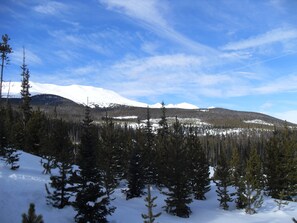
top-left (2, 81), bottom-right (198, 109)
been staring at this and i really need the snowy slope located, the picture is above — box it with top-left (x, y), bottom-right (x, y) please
top-left (2, 82), bottom-right (198, 109)
top-left (1, 151), bottom-right (297, 223)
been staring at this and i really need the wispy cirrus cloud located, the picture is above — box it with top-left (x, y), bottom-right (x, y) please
top-left (222, 27), bottom-right (297, 51)
top-left (254, 74), bottom-right (297, 94)
top-left (11, 48), bottom-right (42, 66)
top-left (33, 1), bottom-right (68, 15)
top-left (99, 0), bottom-right (218, 55)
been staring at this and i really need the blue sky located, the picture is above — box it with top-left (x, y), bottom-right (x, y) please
top-left (1, 0), bottom-right (297, 123)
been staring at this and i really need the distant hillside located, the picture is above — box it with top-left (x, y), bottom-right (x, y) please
top-left (6, 94), bottom-right (294, 130)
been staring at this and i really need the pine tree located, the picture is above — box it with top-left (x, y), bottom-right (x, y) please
top-left (4, 146), bottom-right (20, 170)
top-left (142, 185), bottom-right (161, 223)
top-left (0, 34), bottom-right (12, 102)
top-left (186, 126), bottom-right (210, 200)
top-left (230, 147), bottom-right (246, 209)
top-left (22, 203), bottom-right (44, 223)
top-left (20, 47), bottom-right (31, 126)
top-left (274, 189), bottom-right (289, 210)
top-left (143, 106), bottom-right (157, 185)
top-left (156, 101), bottom-right (170, 186)
top-left (265, 126), bottom-right (297, 199)
top-left (163, 117), bottom-right (192, 218)
top-left (126, 126), bottom-right (145, 199)
top-left (214, 151), bottom-right (233, 210)
top-left (72, 105), bottom-right (114, 223)
top-left (243, 147), bottom-right (263, 214)
top-left (99, 116), bottom-right (121, 198)
top-left (46, 119), bottom-right (73, 209)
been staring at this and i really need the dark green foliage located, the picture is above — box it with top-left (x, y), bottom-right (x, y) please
top-left (214, 151), bottom-right (233, 210)
top-left (72, 106), bottom-right (114, 223)
top-left (99, 116), bottom-right (121, 198)
top-left (4, 147), bottom-right (20, 170)
top-left (243, 148), bottom-right (263, 214)
top-left (265, 127), bottom-right (297, 199)
top-left (142, 185), bottom-right (161, 223)
top-left (20, 48), bottom-right (31, 126)
top-left (230, 148), bottom-right (246, 209)
top-left (163, 118), bottom-right (192, 218)
top-left (126, 127), bottom-right (145, 199)
top-left (22, 203), bottom-right (44, 223)
top-left (46, 119), bottom-right (74, 209)
top-left (156, 102), bottom-right (170, 187)
top-left (143, 107), bottom-right (158, 185)
top-left (186, 126), bottom-right (210, 200)
top-left (25, 110), bottom-right (48, 154)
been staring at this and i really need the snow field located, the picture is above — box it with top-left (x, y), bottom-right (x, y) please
top-left (0, 151), bottom-right (296, 223)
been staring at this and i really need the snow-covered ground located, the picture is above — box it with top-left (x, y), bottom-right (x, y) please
top-left (243, 119), bottom-right (274, 126)
top-left (0, 151), bottom-right (296, 223)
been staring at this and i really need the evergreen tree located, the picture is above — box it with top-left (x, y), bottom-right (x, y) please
top-left (274, 189), bottom-right (289, 210)
top-left (143, 106), bottom-right (157, 185)
top-left (186, 126), bottom-right (210, 200)
top-left (0, 34), bottom-right (12, 101)
top-left (72, 105), bottom-right (114, 223)
top-left (214, 151), bottom-right (233, 210)
top-left (156, 101), bottom-right (170, 186)
top-left (22, 203), bottom-right (44, 223)
top-left (46, 119), bottom-right (73, 209)
top-left (230, 147), bottom-right (246, 209)
top-left (99, 116), bottom-right (121, 198)
top-left (126, 126), bottom-right (145, 199)
top-left (163, 117), bottom-right (192, 218)
top-left (265, 127), bottom-right (297, 199)
top-left (20, 47), bottom-right (31, 126)
top-left (4, 146), bottom-right (20, 170)
top-left (242, 147), bottom-right (263, 214)
top-left (142, 185), bottom-right (161, 223)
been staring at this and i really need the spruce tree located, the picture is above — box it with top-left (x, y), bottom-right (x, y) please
top-left (186, 126), bottom-right (210, 200)
top-left (156, 101), bottom-right (169, 186)
top-left (265, 126), bottom-right (297, 199)
top-left (243, 147), bottom-right (263, 214)
top-left (214, 151), bottom-right (233, 210)
top-left (163, 117), bottom-right (192, 218)
top-left (142, 185), bottom-right (161, 223)
top-left (22, 203), bottom-right (44, 223)
top-left (230, 147), bottom-right (246, 209)
top-left (99, 116), bottom-right (121, 198)
top-left (143, 106), bottom-right (157, 185)
top-left (72, 105), bottom-right (114, 223)
top-left (46, 119), bottom-right (73, 209)
top-left (0, 34), bottom-right (12, 101)
top-left (20, 47), bottom-right (31, 126)
top-left (4, 146), bottom-right (20, 170)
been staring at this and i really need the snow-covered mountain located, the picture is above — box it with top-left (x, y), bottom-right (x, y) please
top-left (2, 82), bottom-right (199, 109)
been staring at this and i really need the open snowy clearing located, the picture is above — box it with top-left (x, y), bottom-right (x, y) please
top-left (0, 151), bottom-right (296, 223)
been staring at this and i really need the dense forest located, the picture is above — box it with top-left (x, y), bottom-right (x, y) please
top-left (1, 34), bottom-right (297, 222)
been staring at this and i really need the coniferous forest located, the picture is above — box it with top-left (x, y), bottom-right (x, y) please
top-left (1, 34), bottom-right (297, 222)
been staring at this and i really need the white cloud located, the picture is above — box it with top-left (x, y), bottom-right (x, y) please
top-left (33, 1), bottom-right (67, 15)
top-left (222, 27), bottom-right (297, 51)
top-left (254, 74), bottom-right (297, 94)
top-left (11, 48), bottom-right (42, 66)
top-left (99, 0), bottom-right (218, 55)
top-left (273, 110), bottom-right (297, 124)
